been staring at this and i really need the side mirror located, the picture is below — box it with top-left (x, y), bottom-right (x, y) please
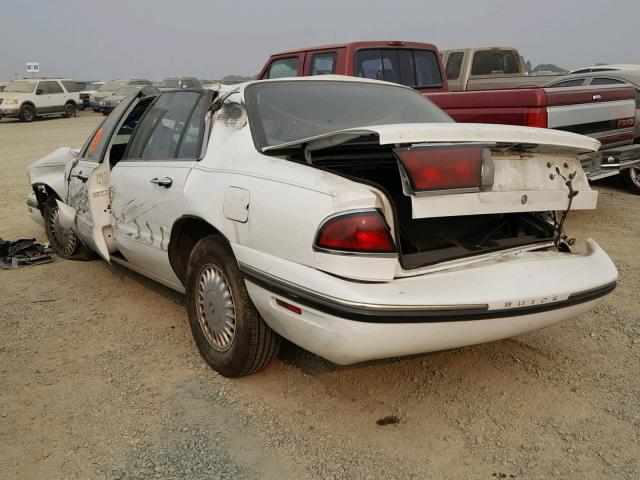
top-left (36, 88), bottom-right (44, 95)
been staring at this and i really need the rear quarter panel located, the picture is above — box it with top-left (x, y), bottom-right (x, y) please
top-left (187, 104), bottom-right (397, 281)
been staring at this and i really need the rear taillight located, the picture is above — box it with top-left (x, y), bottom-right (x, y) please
top-left (315, 211), bottom-right (395, 254)
top-left (394, 144), bottom-right (485, 193)
top-left (525, 107), bottom-right (548, 128)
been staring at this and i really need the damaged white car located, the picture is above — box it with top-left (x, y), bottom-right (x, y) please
top-left (26, 77), bottom-right (618, 377)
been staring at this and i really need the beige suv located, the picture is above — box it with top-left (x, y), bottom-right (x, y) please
top-left (0, 78), bottom-right (80, 122)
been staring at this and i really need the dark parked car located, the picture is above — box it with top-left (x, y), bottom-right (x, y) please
top-left (156, 77), bottom-right (202, 90)
top-left (99, 85), bottom-right (158, 114)
top-left (91, 79), bottom-right (153, 111)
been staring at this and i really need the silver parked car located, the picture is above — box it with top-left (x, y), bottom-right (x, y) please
top-left (546, 68), bottom-right (640, 193)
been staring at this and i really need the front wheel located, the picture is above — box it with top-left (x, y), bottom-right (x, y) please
top-left (19, 104), bottom-right (36, 122)
top-left (623, 166), bottom-right (640, 194)
top-left (43, 197), bottom-right (94, 260)
top-left (185, 236), bottom-right (281, 377)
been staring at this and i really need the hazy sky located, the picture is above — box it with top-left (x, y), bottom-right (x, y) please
top-left (1, 0), bottom-right (638, 81)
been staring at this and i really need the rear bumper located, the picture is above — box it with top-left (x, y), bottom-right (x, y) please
top-left (238, 239), bottom-right (617, 364)
top-left (581, 143), bottom-right (640, 180)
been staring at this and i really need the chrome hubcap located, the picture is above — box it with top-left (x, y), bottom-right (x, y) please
top-left (630, 166), bottom-right (640, 187)
top-left (48, 206), bottom-right (77, 255)
top-left (196, 265), bottom-right (236, 351)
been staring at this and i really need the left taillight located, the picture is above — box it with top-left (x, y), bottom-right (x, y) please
top-left (314, 211), bottom-right (396, 254)
top-left (394, 144), bottom-right (487, 194)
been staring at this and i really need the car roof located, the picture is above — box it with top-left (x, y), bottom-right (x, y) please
top-left (228, 74), bottom-right (414, 94)
top-left (441, 46), bottom-right (519, 52)
top-left (569, 64), bottom-right (640, 74)
top-left (548, 70), bottom-right (640, 86)
top-left (270, 40), bottom-right (440, 56)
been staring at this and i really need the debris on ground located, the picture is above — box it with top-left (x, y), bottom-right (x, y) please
top-left (376, 415), bottom-right (401, 426)
top-left (0, 238), bottom-right (55, 269)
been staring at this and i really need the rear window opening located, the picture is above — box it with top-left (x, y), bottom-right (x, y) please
top-left (303, 143), bottom-right (558, 269)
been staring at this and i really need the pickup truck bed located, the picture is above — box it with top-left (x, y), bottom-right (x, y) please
top-left (258, 41), bottom-right (640, 185)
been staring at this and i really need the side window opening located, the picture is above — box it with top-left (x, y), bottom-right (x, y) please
top-left (591, 77), bottom-right (626, 86)
top-left (445, 52), bottom-right (464, 80)
top-left (548, 79), bottom-right (586, 88)
top-left (266, 58), bottom-right (299, 79)
top-left (124, 91), bottom-right (202, 160)
top-left (62, 80), bottom-right (79, 93)
top-left (310, 52), bottom-right (337, 75)
top-left (81, 93), bottom-right (152, 162)
top-left (109, 96), bottom-right (157, 166)
top-left (45, 81), bottom-right (64, 94)
top-left (177, 93), bottom-right (212, 159)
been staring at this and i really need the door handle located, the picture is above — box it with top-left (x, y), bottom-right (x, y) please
top-left (71, 173), bottom-right (89, 183)
top-left (150, 177), bottom-right (173, 188)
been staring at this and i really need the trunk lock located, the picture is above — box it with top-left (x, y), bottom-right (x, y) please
top-left (520, 194), bottom-right (528, 205)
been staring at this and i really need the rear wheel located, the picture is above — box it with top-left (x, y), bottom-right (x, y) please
top-left (623, 166), bottom-right (640, 194)
top-left (63, 102), bottom-right (76, 118)
top-left (43, 197), bottom-right (94, 260)
top-left (19, 104), bottom-right (35, 122)
top-left (185, 235), bottom-right (281, 377)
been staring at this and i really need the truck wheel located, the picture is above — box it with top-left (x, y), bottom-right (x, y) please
top-left (19, 104), bottom-right (36, 122)
top-left (63, 102), bottom-right (76, 118)
top-left (185, 235), bottom-right (281, 377)
top-left (43, 197), bottom-right (94, 260)
top-left (623, 166), bottom-right (640, 194)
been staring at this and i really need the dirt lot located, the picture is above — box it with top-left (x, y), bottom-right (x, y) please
top-left (1, 113), bottom-right (638, 480)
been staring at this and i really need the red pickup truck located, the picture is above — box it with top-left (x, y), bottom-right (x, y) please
top-left (257, 41), bottom-right (640, 191)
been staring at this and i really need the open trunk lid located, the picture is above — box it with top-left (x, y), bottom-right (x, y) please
top-left (268, 123), bottom-right (600, 218)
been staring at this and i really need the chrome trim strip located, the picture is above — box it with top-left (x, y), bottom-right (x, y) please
top-left (238, 262), bottom-right (488, 312)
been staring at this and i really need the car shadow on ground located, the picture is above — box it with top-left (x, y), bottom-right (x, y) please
top-left (105, 254), bottom-right (563, 378)
top-left (591, 174), bottom-right (633, 194)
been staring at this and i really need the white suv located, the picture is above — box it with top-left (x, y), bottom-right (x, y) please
top-left (0, 78), bottom-right (80, 122)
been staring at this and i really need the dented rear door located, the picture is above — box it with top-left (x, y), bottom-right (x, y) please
top-left (110, 91), bottom-right (211, 284)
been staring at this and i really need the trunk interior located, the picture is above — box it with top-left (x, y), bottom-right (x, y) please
top-left (304, 142), bottom-right (557, 269)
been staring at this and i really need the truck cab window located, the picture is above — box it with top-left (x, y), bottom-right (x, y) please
top-left (266, 58), bottom-right (298, 79)
top-left (471, 50), bottom-right (520, 75)
top-left (310, 52), bottom-right (337, 75)
top-left (445, 52), bottom-right (464, 80)
top-left (355, 49), bottom-right (442, 88)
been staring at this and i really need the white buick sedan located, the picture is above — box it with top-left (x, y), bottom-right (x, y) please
top-left (26, 76), bottom-right (618, 377)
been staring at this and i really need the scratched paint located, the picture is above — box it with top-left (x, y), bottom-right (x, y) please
top-left (217, 100), bottom-right (247, 129)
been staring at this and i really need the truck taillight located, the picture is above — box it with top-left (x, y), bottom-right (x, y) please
top-left (394, 144), bottom-right (485, 193)
top-left (314, 211), bottom-right (395, 254)
top-left (525, 108), bottom-right (548, 128)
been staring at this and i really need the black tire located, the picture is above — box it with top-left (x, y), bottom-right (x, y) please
top-left (622, 166), bottom-right (640, 194)
top-left (185, 235), bottom-right (281, 377)
top-left (19, 104), bottom-right (36, 122)
top-left (63, 102), bottom-right (76, 118)
top-left (43, 197), bottom-right (94, 261)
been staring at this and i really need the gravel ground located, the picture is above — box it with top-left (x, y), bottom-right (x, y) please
top-left (0, 113), bottom-right (639, 479)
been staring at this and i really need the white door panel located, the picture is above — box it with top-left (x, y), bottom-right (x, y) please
top-left (67, 159), bottom-right (113, 260)
top-left (110, 160), bottom-right (194, 283)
